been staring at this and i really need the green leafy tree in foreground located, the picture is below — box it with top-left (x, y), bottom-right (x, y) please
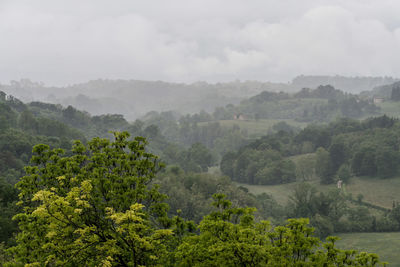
top-left (8, 132), bottom-right (173, 266)
top-left (176, 194), bottom-right (383, 267)
top-left (6, 133), bottom-right (384, 266)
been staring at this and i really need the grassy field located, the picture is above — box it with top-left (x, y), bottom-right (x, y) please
top-left (344, 176), bottom-right (400, 209)
top-left (235, 179), bottom-right (334, 205)
top-left (199, 119), bottom-right (308, 138)
top-left (236, 175), bottom-right (400, 208)
top-left (236, 177), bottom-right (400, 265)
top-left (377, 101), bottom-right (400, 118)
top-left (336, 232), bottom-right (400, 266)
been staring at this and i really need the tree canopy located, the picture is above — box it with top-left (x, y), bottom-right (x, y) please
top-left (8, 132), bottom-right (171, 266)
top-left (5, 133), bottom-right (384, 266)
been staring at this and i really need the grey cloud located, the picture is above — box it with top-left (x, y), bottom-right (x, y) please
top-left (0, 0), bottom-right (400, 85)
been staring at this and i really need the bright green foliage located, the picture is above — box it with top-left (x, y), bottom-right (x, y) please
top-left (5, 133), bottom-right (384, 266)
top-left (175, 194), bottom-right (383, 266)
top-left (8, 132), bottom-right (171, 266)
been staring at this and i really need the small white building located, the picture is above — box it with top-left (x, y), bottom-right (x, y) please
top-left (337, 179), bottom-right (343, 189)
top-left (373, 97), bottom-right (384, 104)
top-left (233, 114), bottom-right (246, 120)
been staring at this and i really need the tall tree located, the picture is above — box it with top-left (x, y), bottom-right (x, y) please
top-left (315, 147), bottom-right (334, 184)
top-left (8, 132), bottom-right (172, 266)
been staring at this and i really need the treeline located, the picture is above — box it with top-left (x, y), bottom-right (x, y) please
top-left (221, 115), bottom-right (400, 185)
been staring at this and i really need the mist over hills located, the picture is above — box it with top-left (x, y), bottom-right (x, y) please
top-left (292, 75), bottom-right (398, 94)
top-left (0, 75), bottom-right (396, 120)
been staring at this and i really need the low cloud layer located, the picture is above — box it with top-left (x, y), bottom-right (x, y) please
top-left (1, 0), bottom-right (400, 85)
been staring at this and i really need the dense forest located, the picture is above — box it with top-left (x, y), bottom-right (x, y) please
top-left (221, 115), bottom-right (400, 185)
top-left (1, 83), bottom-right (400, 264)
top-left (1, 133), bottom-right (383, 266)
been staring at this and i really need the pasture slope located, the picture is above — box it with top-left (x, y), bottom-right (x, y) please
top-left (199, 119), bottom-right (307, 138)
top-left (236, 177), bottom-right (400, 266)
top-left (236, 176), bottom-right (400, 209)
top-left (336, 232), bottom-right (400, 266)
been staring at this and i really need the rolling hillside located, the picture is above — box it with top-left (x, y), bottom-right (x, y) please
top-left (236, 175), bottom-right (400, 209)
top-left (336, 232), bottom-right (400, 266)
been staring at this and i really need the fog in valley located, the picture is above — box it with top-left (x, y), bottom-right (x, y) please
top-left (2, 1), bottom-right (400, 119)
top-left (1, 76), bottom-right (396, 120)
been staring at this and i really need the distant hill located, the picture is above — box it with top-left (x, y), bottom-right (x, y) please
top-left (291, 75), bottom-right (397, 94)
top-left (363, 81), bottom-right (400, 100)
top-left (213, 85), bottom-right (379, 123)
top-left (0, 79), bottom-right (290, 120)
top-left (1, 76), bottom-right (395, 120)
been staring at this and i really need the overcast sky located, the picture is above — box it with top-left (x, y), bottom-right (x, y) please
top-left (1, 0), bottom-right (400, 86)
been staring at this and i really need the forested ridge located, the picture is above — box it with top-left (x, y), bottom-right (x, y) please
top-left (1, 76), bottom-right (393, 120)
top-left (0, 87), bottom-right (397, 265)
